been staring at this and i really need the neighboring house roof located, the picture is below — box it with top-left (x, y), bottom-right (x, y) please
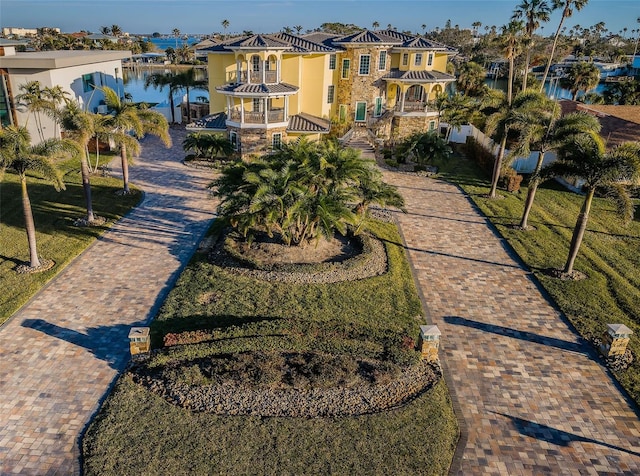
top-left (215, 82), bottom-right (299, 95)
top-left (287, 113), bottom-right (330, 133)
top-left (383, 69), bottom-right (456, 82)
top-left (0, 50), bottom-right (131, 69)
top-left (188, 112), bottom-right (227, 131)
top-left (559, 100), bottom-right (640, 148)
top-left (85, 33), bottom-right (118, 41)
top-left (193, 38), bottom-right (218, 49)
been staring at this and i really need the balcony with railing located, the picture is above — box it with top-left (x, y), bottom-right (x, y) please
top-left (228, 107), bottom-right (286, 124)
top-left (394, 101), bottom-right (439, 116)
top-left (228, 68), bottom-right (279, 84)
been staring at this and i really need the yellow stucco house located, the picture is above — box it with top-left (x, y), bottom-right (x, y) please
top-left (191, 29), bottom-right (456, 157)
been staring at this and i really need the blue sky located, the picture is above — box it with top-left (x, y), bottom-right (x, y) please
top-left (1, 0), bottom-right (638, 36)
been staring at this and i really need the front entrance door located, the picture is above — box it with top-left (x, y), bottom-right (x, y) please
top-left (355, 101), bottom-right (367, 122)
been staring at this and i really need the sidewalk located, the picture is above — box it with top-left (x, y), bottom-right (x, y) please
top-left (0, 127), bottom-right (216, 475)
top-left (384, 172), bottom-right (640, 474)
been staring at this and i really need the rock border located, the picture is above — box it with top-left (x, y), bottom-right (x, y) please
top-left (209, 229), bottom-right (389, 285)
top-left (130, 359), bottom-right (440, 417)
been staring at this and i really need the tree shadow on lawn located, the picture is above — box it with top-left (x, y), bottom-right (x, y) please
top-left (492, 411), bottom-right (640, 459)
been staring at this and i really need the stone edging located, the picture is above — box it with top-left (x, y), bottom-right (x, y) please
top-left (130, 360), bottom-right (440, 417)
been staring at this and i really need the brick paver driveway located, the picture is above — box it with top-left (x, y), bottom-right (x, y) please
top-left (0, 127), bottom-right (216, 475)
top-left (385, 172), bottom-right (640, 474)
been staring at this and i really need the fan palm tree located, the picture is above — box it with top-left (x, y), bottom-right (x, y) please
top-left (560, 61), bottom-right (601, 100)
top-left (99, 86), bottom-right (171, 194)
top-left (483, 89), bottom-right (547, 198)
top-left (174, 68), bottom-right (207, 124)
top-left (539, 0), bottom-right (590, 90)
top-left (500, 20), bottom-right (525, 104)
top-left (511, 109), bottom-right (601, 228)
top-left (542, 135), bottom-right (640, 275)
top-left (512, 0), bottom-right (552, 92)
top-left (0, 126), bottom-right (80, 268)
top-left (144, 71), bottom-right (181, 123)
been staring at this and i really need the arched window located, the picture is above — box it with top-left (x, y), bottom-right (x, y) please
top-left (406, 85), bottom-right (425, 102)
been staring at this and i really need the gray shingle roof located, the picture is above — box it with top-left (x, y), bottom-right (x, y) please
top-left (382, 69), bottom-right (456, 82)
top-left (215, 82), bottom-right (299, 95)
top-left (333, 30), bottom-right (402, 45)
top-left (188, 112), bottom-right (227, 131)
top-left (287, 113), bottom-right (330, 133)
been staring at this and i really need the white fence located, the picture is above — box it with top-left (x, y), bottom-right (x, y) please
top-left (443, 123), bottom-right (557, 174)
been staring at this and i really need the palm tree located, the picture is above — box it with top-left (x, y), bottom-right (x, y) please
top-left (57, 101), bottom-right (99, 223)
top-left (500, 20), bottom-right (525, 104)
top-left (172, 28), bottom-right (181, 48)
top-left (483, 89), bottom-right (547, 198)
top-left (397, 131), bottom-right (452, 164)
top-left (511, 108), bottom-right (601, 228)
top-left (539, 0), bottom-right (590, 91)
top-left (221, 19), bottom-right (230, 38)
top-left (436, 92), bottom-right (476, 141)
top-left (144, 71), bottom-right (181, 123)
top-left (99, 87), bottom-right (171, 193)
top-left (512, 0), bottom-right (552, 92)
top-left (542, 135), bottom-right (640, 275)
top-left (110, 24), bottom-right (122, 37)
top-left (294, 25), bottom-right (303, 34)
top-left (372, 21), bottom-right (380, 30)
top-left (15, 81), bottom-right (56, 142)
top-left (174, 68), bottom-right (207, 124)
top-left (559, 61), bottom-right (601, 100)
top-left (100, 26), bottom-right (110, 35)
top-left (0, 126), bottom-right (79, 268)
top-left (182, 132), bottom-right (233, 160)
top-left (455, 61), bottom-right (488, 97)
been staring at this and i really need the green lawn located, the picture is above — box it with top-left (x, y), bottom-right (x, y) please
top-left (82, 220), bottom-right (460, 474)
top-left (0, 154), bottom-right (140, 322)
top-left (437, 152), bottom-right (640, 405)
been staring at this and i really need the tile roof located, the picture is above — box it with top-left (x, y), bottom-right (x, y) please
top-left (187, 112), bottom-right (227, 131)
top-left (287, 113), bottom-right (330, 133)
top-left (333, 30), bottom-right (403, 45)
top-left (215, 82), bottom-right (299, 95)
top-left (270, 32), bottom-right (336, 53)
top-left (559, 100), bottom-right (640, 148)
top-left (382, 69), bottom-right (456, 82)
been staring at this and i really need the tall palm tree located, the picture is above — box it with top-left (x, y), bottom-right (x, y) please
top-left (372, 21), bottom-right (380, 30)
top-left (542, 135), bottom-right (640, 275)
top-left (174, 68), bottom-right (207, 124)
top-left (15, 81), bottom-right (52, 142)
top-left (221, 19), bottom-right (230, 38)
top-left (99, 86), bottom-right (171, 194)
top-left (483, 89), bottom-right (547, 198)
top-left (57, 101), bottom-right (98, 222)
top-left (294, 25), bottom-right (303, 34)
top-left (559, 61), bottom-right (601, 100)
top-left (144, 71), bottom-right (181, 123)
top-left (512, 0), bottom-right (552, 92)
top-left (172, 28), bottom-right (181, 49)
top-left (110, 24), bottom-right (122, 37)
top-left (511, 108), bottom-right (601, 228)
top-left (539, 0), bottom-right (590, 91)
top-left (500, 20), bottom-right (525, 104)
top-left (0, 126), bottom-right (79, 268)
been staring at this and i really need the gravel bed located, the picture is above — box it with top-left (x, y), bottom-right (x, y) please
top-left (130, 360), bottom-right (440, 417)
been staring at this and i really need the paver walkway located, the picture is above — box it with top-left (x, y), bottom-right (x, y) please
top-left (0, 127), bottom-right (216, 475)
top-left (384, 172), bottom-right (640, 474)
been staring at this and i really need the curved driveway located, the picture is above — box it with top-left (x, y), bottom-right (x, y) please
top-left (384, 172), bottom-right (640, 474)
top-left (1, 133), bottom-right (639, 474)
top-left (0, 127), bottom-right (216, 475)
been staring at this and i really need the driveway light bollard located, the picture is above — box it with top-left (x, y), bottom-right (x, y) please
top-left (129, 327), bottom-right (151, 356)
top-left (600, 324), bottom-right (632, 358)
top-left (418, 325), bottom-right (441, 362)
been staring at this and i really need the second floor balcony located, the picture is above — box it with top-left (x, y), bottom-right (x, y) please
top-left (228, 107), bottom-right (286, 124)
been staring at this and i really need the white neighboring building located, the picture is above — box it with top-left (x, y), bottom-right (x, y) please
top-left (0, 47), bottom-right (130, 142)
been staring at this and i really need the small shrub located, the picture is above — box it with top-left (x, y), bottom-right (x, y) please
top-left (385, 159), bottom-right (399, 168)
top-left (502, 168), bottom-right (523, 193)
